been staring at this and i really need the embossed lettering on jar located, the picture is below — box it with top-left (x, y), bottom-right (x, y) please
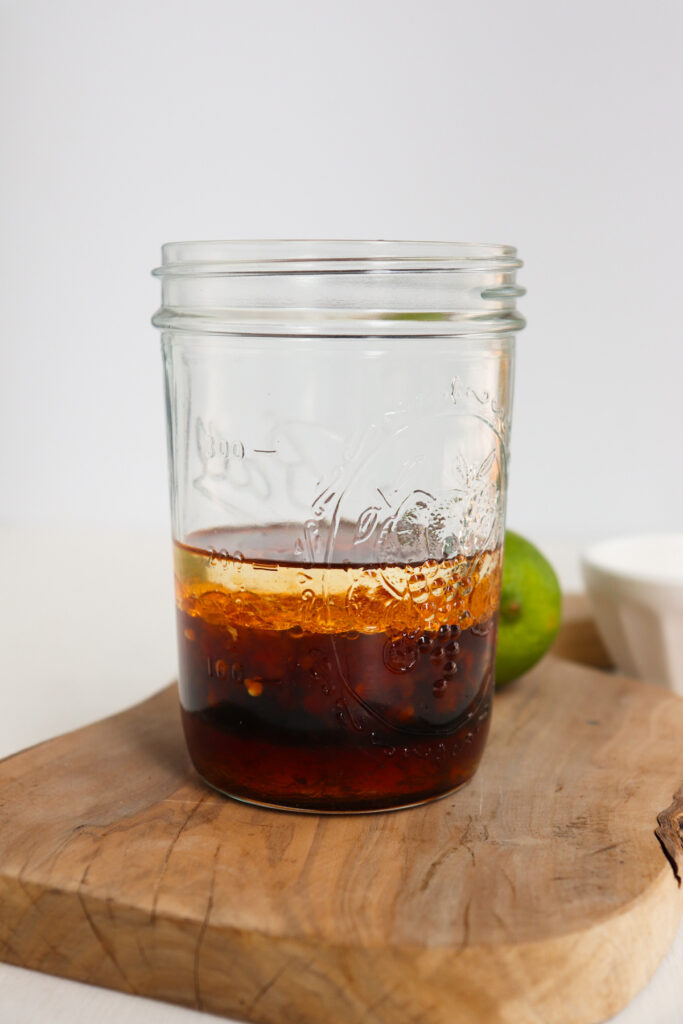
top-left (154, 240), bottom-right (524, 812)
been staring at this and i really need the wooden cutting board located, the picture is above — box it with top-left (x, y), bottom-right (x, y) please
top-left (1, 596), bottom-right (682, 1024)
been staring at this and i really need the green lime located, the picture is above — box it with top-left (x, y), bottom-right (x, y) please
top-left (495, 531), bottom-right (562, 687)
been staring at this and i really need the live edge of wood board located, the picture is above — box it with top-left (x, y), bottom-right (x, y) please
top-left (0, 595), bottom-right (682, 1024)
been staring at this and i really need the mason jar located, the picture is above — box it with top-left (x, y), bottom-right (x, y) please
top-left (153, 240), bottom-right (524, 813)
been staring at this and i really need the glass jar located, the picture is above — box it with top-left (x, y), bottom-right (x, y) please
top-left (153, 240), bottom-right (524, 813)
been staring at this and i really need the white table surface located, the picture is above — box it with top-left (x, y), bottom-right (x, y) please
top-left (1, 527), bottom-right (681, 1024)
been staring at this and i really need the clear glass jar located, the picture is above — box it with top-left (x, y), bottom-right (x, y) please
top-left (153, 240), bottom-right (524, 813)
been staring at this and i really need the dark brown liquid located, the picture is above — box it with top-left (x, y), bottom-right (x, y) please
top-left (174, 526), bottom-right (500, 812)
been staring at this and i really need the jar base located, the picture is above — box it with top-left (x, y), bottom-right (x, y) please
top-left (194, 770), bottom-right (476, 815)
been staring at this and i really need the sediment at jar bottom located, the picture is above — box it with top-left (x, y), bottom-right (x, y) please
top-left (174, 527), bottom-right (501, 812)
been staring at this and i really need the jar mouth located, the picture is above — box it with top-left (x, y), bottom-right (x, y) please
top-left (153, 239), bottom-right (523, 277)
top-left (153, 239), bottom-right (525, 337)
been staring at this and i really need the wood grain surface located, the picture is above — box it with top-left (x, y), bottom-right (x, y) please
top-left (0, 597), bottom-right (682, 1024)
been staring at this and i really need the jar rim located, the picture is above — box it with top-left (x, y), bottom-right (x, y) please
top-left (153, 239), bottom-right (522, 277)
top-left (153, 239), bottom-right (525, 337)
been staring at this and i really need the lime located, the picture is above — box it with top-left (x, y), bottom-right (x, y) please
top-left (495, 531), bottom-right (562, 687)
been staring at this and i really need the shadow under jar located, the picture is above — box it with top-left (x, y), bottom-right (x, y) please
top-left (153, 240), bottom-right (524, 813)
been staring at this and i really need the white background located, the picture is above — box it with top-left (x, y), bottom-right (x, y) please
top-left (2, 0), bottom-right (682, 541)
top-left (1, 5), bottom-right (683, 1022)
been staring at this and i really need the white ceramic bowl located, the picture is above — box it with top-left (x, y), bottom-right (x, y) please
top-left (582, 534), bottom-right (683, 694)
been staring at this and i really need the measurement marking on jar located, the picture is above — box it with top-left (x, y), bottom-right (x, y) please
top-left (252, 448), bottom-right (277, 454)
top-left (197, 422), bottom-right (246, 461)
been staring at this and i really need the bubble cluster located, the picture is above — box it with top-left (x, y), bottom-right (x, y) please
top-left (174, 538), bottom-right (502, 637)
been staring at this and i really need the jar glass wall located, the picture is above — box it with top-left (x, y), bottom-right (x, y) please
top-left (153, 240), bottom-right (524, 812)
